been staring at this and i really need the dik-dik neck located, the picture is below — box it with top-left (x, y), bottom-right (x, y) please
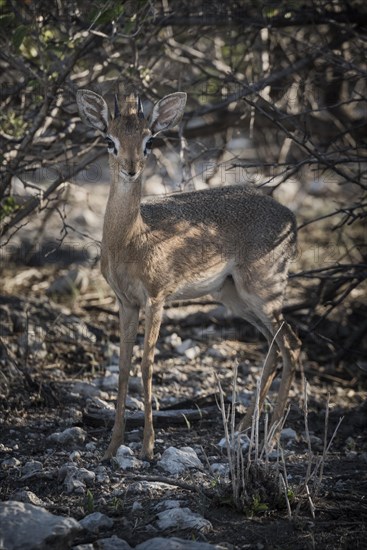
top-left (102, 163), bottom-right (146, 248)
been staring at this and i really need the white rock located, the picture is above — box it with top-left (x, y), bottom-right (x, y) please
top-left (165, 333), bottom-right (182, 347)
top-left (106, 365), bottom-right (119, 373)
top-left (115, 445), bottom-right (144, 470)
top-left (132, 501), bottom-right (143, 513)
top-left (218, 433), bottom-right (250, 452)
top-left (21, 460), bottom-right (43, 478)
top-left (184, 345), bottom-right (201, 360)
top-left (48, 427), bottom-right (87, 446)
top-left (280, 428), bottom-right (297, 442)
top-left (128, 481), bottom-right (172, 494)
top-left (0, 442), bottom-right (14, 451)
top-left (79, 512), bottom-right (113, 534)
top-left (208, 347), bottom-right (227, 359)
top-left (156, 507), bottom-right (212, 533)
top-left (9, 490), bottom-right (47, 507)
top-left (155, 499), bottom-right (182, 511)
top-left (157, 447), bottom-right (203, 475)
top-left (1, 457), bottom-right (21, 468)
top-left (69, 451), bottom-right (81, 461)
top-left (210, 463), bottom-right (230, 478)
top-left (71, 381), bottom-right (105, 398)
top-left (301, 432), bottom-right (323, 447)
top-left (126, 395), bottom-right (144, 410)
top-left (175, 339), bottom-right (194, 354)
top-left (136, 538), bottom-right (217, 550)
top-left (59, 464), bottom-right (95, 494)
top-left (93, 536), bottom-right (132, 549)
top-left (95, 465), bottom-right (110, 484)
top-left (99, 372), bottom-right (119, 390)
top-left (87, 397), bottom-right (115, 412)
top-left (47, 268), bottom-right (89, 296)
top-left (77, 468), bottom-right (95, 484)
top-left (0, 501), bottom-right (82, 550)
top-left (268, 449), bottom-right (294, 462)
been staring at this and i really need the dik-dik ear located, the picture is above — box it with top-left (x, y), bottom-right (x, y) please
top-left (150, 92), bottom-right (187, 135)
top-left (76, 89), bottom-right (109, 133)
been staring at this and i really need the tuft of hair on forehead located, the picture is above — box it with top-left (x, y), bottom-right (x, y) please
top-left (119, 92), bottom-right (138, 116)
top-left (115, 92), bottom-right (142, 118)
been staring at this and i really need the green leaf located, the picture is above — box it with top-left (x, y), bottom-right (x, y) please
top-left (0, 12), bottom-right (15, 27)
top-left (0, 196), bottom-right (19, 222)
top-left (13, 25), bottom-right (28, 49)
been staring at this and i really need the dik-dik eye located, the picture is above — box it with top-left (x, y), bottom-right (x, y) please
top-left (105, 136), bottom-right (117, 155)
top-left (143, 136), bottom-right (154, 156)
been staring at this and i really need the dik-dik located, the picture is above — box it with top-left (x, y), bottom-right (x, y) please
top-left (76, 88), bottom-right (301, 460)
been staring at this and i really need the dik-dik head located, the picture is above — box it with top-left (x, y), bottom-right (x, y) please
top-left (76, 89), bottom-right (187, 181)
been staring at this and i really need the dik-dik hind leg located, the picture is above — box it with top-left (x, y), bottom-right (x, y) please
top-left (104, 301), bottom-right (140, 459)
top-left (270, 318), bottom-right (301, 430)
top-left (237, 318), bottom-right (301, 436)
top-left (218, 277), bottom-right (280, 432)
top-left (237, 336), bottom-right (278, 432)
top-left (141, 298), bottom-right (164, 460)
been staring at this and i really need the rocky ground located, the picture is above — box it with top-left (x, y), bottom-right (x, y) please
top-left (0, 271), bottom-right (366, 549)
top-left (1, 179), bottom-right (366, 549)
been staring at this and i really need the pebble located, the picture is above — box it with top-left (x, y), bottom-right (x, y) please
top-left (115, 445), bottom-right (144, 470)
top-left (280, 427), bottom-right (297, 443)
top-left (132, 501), bottom-right (144, 513)
top-left (155, 499), bottom-right (182, 511)
top-left (208, 347), bottom-right (227, 359)
top-left (10, 489), bottom-right (47, 507)
top-left (218, 433), bottom-right (250, 452)
top-left (90, 535), bottom-right (132, 549)
top-left (48, 427), bottom-right (87, 446)
top-left (210, 463), bottom-right (230, 478)
top-left (95, 465), bottom-right (110, 484)
top-left (156, 507), bottom-right (212, 533)
top-left (164, 332), bottom-right (182, 347)
top-left (2, 457), bottom-right (21, 468)
top-left (21, 460), bottom-right (43, 479)
top-left (157, 446), bottom-right (203, 475)
top-left (126, 395), bottom-right (144, 410)
top-left (47, 268), bottom-right (89, 297)
top-left (184, 345), bottom-right (201, 360)
top-left (175, 339), bottom-right (194, 355)
top-left (0, 444), bottom-right (13, 452)
top-left (99, 372), bottom-right (119, 390)
top-left (136, 538), bottom-right (218, 550)
top-left (59, 464), bottom-right (95, 494)
top-left (69, 451), bottom-right (81, 461)
top-left (79, 511), bottom-right (114, 534)
top-left (71, 381), bottom-right (106, 399)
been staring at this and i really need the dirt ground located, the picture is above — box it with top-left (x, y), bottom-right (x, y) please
top-left (0, 259), bottom-right (366, 549)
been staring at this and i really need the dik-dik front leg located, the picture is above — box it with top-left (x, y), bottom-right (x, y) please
top-left (141, 298), bottom-right (164, 460)
top-left (103, 301), bottom-right (140, 459)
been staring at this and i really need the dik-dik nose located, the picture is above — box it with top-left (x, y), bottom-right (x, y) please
top-left (128, 160), bottom-right (137, 177)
